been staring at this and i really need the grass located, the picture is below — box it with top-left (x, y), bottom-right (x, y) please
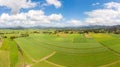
top-left (0, 50), bottom-right (10, 67)
top-left (0, 38), bottom-right (19, 67)
top-left (1, 32), bottom-right (120, 67)
top-left (91, 33), bottom-right (120, 67)
top-left (31, 60), bottom-right (60, 67)
top-left (48, 51), bottom-right (119, 67)
top-left (91, 33), bottom-right (120, 53)
top-left (15, 52), bottom-right (25, 67)
top-left (15, 34), bottom-right (120, 67)
top-left (108, 61), bottom-right (120, 67)
top-left (15, 37), bottom-right (54, 60)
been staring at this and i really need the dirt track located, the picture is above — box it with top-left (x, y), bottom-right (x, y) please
top-left (100, 60), bottom-right (120, 67)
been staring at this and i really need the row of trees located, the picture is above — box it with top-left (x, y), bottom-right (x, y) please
top-left (52, 26), bottom-right (120, 34)
top-left (10, 33), bottom-right (29, 39)
top-left (52, 29), bottom-right (120, 34)
top-left (34, 28), bottom-right (120, 35)
top-left (0, 33), bottom-right (29, 39)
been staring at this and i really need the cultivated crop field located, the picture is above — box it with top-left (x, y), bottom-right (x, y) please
top-left (0, 30), bottom-right (120, 67)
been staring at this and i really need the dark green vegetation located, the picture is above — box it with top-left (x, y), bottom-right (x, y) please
top-left (0, 29), bottom-right (120, 67)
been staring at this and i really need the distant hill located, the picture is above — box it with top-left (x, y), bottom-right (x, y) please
top-left (0, 25), bottom-right (120, 30)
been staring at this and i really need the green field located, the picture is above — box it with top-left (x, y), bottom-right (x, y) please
top-left (0, 38), bottom-right (19, 67)
top-left (14, 34), bottom-right (120, 67)
top-left (0, 51), bottom-right (9, 67)
top-left (1, 32), bottom-right (120, 67)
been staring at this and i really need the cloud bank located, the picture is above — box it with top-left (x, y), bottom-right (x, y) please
top-left (45, 0), bottom-right (62, 8)
top-left (0, 10), bottom-right (63, 27)
top-left (85, 2), bottom-right (120, 26)
top-left (0, 1), bottom-right (120, 27)
top-left (0, 0), bottom-right (37, 14)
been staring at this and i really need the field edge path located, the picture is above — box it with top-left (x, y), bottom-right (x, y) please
top-left (30, 51), bottom-right (56, 66)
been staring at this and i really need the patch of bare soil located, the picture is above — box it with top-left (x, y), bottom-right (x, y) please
top-left (57, 33), bottom-right (68, 37)
top-left (84, 33), bottom-right (92, 38)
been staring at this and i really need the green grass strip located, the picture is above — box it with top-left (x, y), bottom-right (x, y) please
top-left (0, 38), bottom-right (19, 67)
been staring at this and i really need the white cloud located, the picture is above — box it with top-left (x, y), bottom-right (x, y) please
top-left (92, 2), bottom-right (100, 6)
top-left (45, 0), bottom-right (62, 8)
top-left (56, 2), bottom-right (120, 27)
top-left (85, 2), bottom-right (120, 26)
top-left (48, 19), bottom-right (85, 27)
top-left (0, 10), bottom-right (63, 27)
top-left (0, 2), bottom-right (120, 27)
top-left (105, 1), bottom-right (120, 10)
top-left (64, 20), bottom-right (85, 27)
top-left (48, 14), bottom-right (63, 21)
top-left (0, 0), bottom-right (37, 14)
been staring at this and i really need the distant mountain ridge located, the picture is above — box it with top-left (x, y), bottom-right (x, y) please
top-left (0, 25), bottom-right (120, 30)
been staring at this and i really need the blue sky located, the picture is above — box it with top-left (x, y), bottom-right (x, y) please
top-left (43, 0), bottom-right (120, 20)
top-left (0, 0), bottom-right (120, 27)
top-left (1, 0), bottom-right (120, 19)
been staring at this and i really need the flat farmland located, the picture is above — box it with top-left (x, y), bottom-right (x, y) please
top-left (0, 50), bottom-right (10, 67)
top-left (91, 33), bottom-right (120, 53)
top-left (14, 34), bottom-right (120, 67)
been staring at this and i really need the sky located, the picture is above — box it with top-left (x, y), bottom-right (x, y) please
top-left (0, 0), bottom-right (120, 27)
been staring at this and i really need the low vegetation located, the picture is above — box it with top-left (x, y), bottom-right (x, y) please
top-left (0, 28), bottom-right (120, 67)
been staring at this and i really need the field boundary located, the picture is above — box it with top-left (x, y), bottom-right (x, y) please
top-left (16, 44), bottom-right (37, 63)
top-left (45, 60), bottom-right (65, 67)
top-left (0, 40), bottom-right (2, 48)
top-left (30, 51), bottom-right (56, 66)
top-left (92, 35), bottom-right (120, 56)
top-left (100, 42), bottom-right (120, 56)
top-left (100, 60), bottom-right (120, 67)
top-left (40, 41), bottom-right (103, 50)
top-left (36, 51), bottom-right (56, 63)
